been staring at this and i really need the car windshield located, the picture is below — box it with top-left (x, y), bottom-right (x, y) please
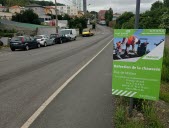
top-left (35, 36), bottom-right (43, 39)
top-left (83, 29), bottom-right (89, 32)
top-left (11, 37), bottom-right (23, 41)
top-left (50, 34), bottom-right (57, 38)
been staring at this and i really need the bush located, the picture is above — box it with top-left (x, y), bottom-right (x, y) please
top-left (12, 9), bottom-right (40, 25)
top-left (161, 47), bottom-right (169, 82)
top-left (0, 33), bottom-right (14, 37)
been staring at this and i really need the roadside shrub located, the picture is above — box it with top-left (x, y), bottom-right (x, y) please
top-left (0, 33), bottom-right (13, 37)
top-left (161, 47), bottom-right (169, 82)
top-left (142, 101), bottom-right (164, 128)
top-left (114, 106), bottom-right (126, 127)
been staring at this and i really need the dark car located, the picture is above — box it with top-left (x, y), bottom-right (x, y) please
top-left (50, 33), bottom-right (71, 44)
top-left (10, 36), bottom-right (41, 51)
top-left (50, 34), bottom-right (62, 44)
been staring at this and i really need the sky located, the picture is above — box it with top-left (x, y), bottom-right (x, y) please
top-left (51, 0), bottom-right (163, 13)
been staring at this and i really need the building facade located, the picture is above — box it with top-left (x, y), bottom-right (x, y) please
top-left (98, 10), bottom-right (107, 21)
top-left (113, 13), bottom-right (121, 21)
top-left (0, 6), bottom-right (7, 12)
top-left (9, 6), bottom-right (23, 14)
top-left (44, 6), bottom-right (56, 15)
top-left (57, 5), bottom-right (78, 16)
top-left (25, 4), bottom-right (51, 22)
top-left (72, 0), bottom-right (82, 11)
top-left (0, 12), bottom-right (12, 20)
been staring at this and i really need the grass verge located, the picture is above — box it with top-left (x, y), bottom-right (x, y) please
top-left (113, 97), bottom-right (164, 128)
top-left (160, 83), bottom-right (169, 103)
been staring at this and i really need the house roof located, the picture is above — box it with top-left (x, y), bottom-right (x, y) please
top-left (10, 5), bottom-right (20, 9)
top-left (98, 10), bottom-right (107, 14)
top-left (45, 6), bottom-right (55, 9)
top-left (0, 6), bottom-right (6, 8)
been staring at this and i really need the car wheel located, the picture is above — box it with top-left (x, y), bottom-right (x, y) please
top-left (37, 43), bottom-right (41, 48)
top-left (44, 42), bottom-right (47, 47)
top-left (25, 45), bottom-right (29, 51)
top-left (74, 37), bottom-right (76, 40)
top-left (11, 48), bottom-right (15, 51)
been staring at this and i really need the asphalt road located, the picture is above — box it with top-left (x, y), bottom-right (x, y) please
top-left (0, 25), bottom-right (113, 128)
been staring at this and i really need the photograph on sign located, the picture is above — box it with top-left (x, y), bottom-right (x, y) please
top-left (112, 29), bottom-right (165, 101)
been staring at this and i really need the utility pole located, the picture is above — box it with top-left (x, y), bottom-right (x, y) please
top-left (135, 0), bottom-right (140, 29)
top-left (83, 0), bottom-right (87, 13)
top-left (55, 0), bottom-right (58, 33)
top-left (129, 0), bottom-right (140, 117)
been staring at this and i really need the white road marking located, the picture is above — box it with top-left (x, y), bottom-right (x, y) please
top-left (20, 38), bottom-right (114, 128)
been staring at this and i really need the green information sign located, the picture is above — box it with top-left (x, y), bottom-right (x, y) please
top-left (112, 29), bottom-right (166, 101)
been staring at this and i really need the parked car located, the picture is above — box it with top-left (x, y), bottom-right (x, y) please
top-left (60, 29), bottom-right (77, 41)
top-left (34, 35), bottom-right (52, 47)
top-left (0, 40), bottom-right (3, 46)
top-left (99, 20), bottom-right (106, 25)
top-left (50, 33), bottom-right (71, 44)
top-left (50, 34), bottom-right (62, 44)
top-left (10, 36), bottom-right (40, 51)
top-left (82, 28), bottom-right (94, 37)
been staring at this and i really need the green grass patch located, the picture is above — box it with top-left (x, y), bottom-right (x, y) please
top-left (161, 47), bottom-right (169, 82)
top-left (114, 105), bottom-right (144, 128)
top-left (160, 84), bottom-right (169, 103)
top-left (113, 97), bottom-right (164, 128)
top-left (160, 46), bottom-right (169, 103)
top-left (142, 101), bottom-right (164, 128)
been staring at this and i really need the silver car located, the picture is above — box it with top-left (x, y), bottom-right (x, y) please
top-left (35, 35), bottom-right (55, 47)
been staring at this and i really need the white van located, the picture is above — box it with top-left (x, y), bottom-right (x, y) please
top-left (60, 29), bottom-right (77, 41)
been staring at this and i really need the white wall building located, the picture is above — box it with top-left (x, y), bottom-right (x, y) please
top-left (72, 0), bottom-right (82, 11)
top-left (57, 5), bottom-right (78, 16)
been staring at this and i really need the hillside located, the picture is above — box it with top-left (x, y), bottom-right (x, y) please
top-left (0, 0), bottom-right (64, 6)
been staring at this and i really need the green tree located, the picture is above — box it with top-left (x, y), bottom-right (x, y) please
top-left (151, 1), bottom-right (163, 10)
top-left (115, 12), bottom-right (134, 28)
top-left (68, 16), bottom-right (87, 34)
top-left (164, 0), bottom-right (169, 7)
top-left (159, 9), bottom-right (169, 33)
top-left (12, 9), bottom-right (40, 25)
top-left (105, 8), bottom-right (113, 26)
top-left (139, 7), bottom-right (168, 29)
top-left (1, 0), bottom-right (29, 6)
top-left (122, 17), bottom-right (135, 29)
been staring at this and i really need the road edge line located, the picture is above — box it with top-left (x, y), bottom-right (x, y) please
top-left (20, 38), bottom-right (114, 128)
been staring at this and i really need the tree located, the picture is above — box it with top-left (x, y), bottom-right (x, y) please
top-left (122, 17), bottom-right (135, 29)
top-left (12, 9), bottom-right (40, 25)
top-left (68, 16), bottom-right (87, 34)
top-left (164, 0), bottom-right (169, 7)
top-left (0, 0), bottom-right (29, 6)
top-left (151, 1), bottom-right (163, 10)
top-left (115, 12), bottom-right (134, 28)
top-left (90, 11), bottom-right (98, 19)
top-left (105, 8), bottom-right (113, 26)
top-left (159, 9), bottom-right (169, 33)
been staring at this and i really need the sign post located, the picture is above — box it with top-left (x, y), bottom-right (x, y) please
top-left (129, 0), bottom-right (141, 116)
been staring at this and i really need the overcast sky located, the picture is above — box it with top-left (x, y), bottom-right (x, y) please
top-left (51, 0), bottom-right (163, 13)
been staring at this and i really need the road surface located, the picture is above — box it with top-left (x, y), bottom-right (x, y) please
top-left (0, 25), bottom-right (113, 128)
